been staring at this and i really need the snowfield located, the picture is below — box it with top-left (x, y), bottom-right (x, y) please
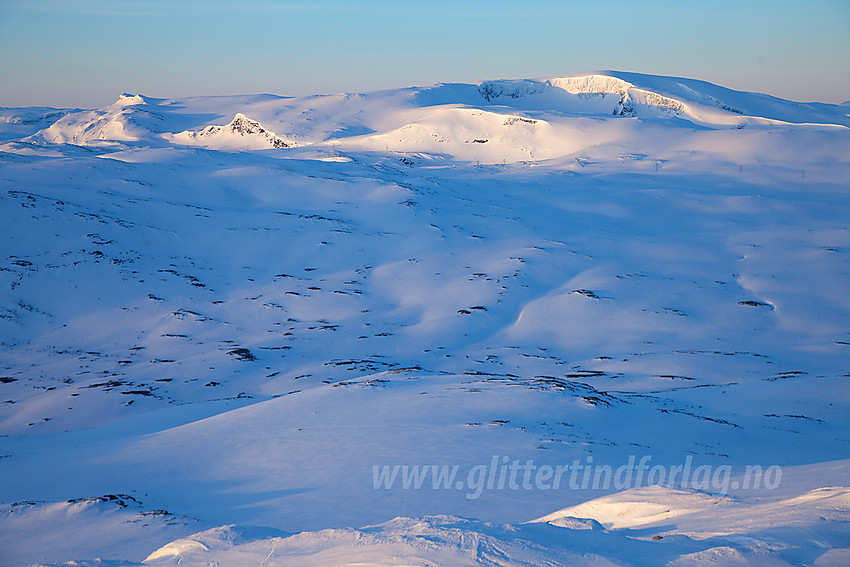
top-left (1, 71), bottom-right (849, 566)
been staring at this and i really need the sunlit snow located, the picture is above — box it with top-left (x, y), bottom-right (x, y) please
top-left (1, 71), bottom-right (849, 567)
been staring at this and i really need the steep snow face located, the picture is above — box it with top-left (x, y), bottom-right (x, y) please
top-left (479, 75), bottom-right (686, 118)
top-left (113, 93), bottom-right (146, 107)
top-left (548, 74), bottom-right (634, 96)
top-left (476, 72), bottom-right (850, 128)
top-left (167, 113), bottom-right (299, 150)
top-left (597, 70), bottom-right (850, 126)
top-left (478, 79), bottom-right (548, 102)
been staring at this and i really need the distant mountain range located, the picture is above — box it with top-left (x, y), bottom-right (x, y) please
top-left (1, 72), bottom-right (849, 567)
top-left (3, 71), bottom-right (848, 163)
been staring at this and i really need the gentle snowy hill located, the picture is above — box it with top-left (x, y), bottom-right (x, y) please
top-left (1, 71), bottom-right (849, 566)
top-left (0, 107), bottom-right (72, 142)
top-left (32, 94), bottom-right (168, 145)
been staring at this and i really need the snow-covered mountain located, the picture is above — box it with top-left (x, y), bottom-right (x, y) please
top-left (166, 113), bottom-right (301, 150)
top-left (1, 71), bottom-right (849, 566)
top-left (33, 94), bottom-right (169, 145)
top-left (20, 70), bottom-right (850, 163)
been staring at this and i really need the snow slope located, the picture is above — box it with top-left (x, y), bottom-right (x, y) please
top-left (34, 94), bottom-right (169, 145)
top-left (1, 71), bottom-right (849, 566)
top-left (166, 113), bottom-right (300, 150)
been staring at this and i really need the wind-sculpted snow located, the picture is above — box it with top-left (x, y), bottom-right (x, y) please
top-left (1, 71), bottom-right (850, 566)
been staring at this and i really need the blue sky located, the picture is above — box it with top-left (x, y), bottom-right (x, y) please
top-left (1, 0), bottom-right (848, 107)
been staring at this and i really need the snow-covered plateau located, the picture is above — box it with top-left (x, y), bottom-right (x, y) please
top-left (1, 71), bottom-right (849, 566)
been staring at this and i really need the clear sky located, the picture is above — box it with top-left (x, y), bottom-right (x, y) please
top-left (1, 0), bottom-right (848, 108)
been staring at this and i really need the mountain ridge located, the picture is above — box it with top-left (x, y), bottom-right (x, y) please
top-left (11, 71), bottom-right (849, 162)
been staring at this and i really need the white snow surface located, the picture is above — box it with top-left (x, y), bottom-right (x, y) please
top-left (1, 71), bottom-right (850, 566)
top-left (166, 112), bottom-right (300, 150)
